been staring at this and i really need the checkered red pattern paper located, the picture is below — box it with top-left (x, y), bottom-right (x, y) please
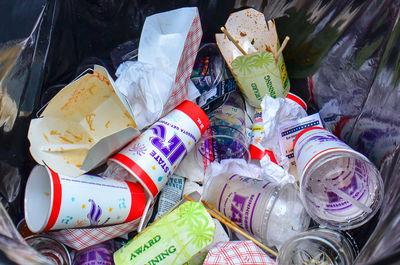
top-left (203, 241), bottom-right (276, 265)
top-left (164, 9), bottom-right (203, 113)
top-left (46, 218), bottom-right (140, 250)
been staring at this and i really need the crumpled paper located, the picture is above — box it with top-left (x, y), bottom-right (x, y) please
top-left (261, 94), bottom-right (307, 170)
top-left (115, 61), bottom-right (173, 130)
top-left (204, 159), bottom-right (261, 186)
top-left (260, 154), bottom-right (295, 184)
top-left (115, 7), bottom-right (202, 130)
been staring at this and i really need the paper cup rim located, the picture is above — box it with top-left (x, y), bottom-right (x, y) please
top-left (175, 100), bottom-right (210, 135)
top-left (108, 155), bottom-right (158, 200)
top-left (24, 165), bottom-right (55, 233)
top-left (299, 149), bottom-right (384, 230)
top-left (124, 181), bottom-right (148, 221)
top-left (286, 92), bottom-right (307, 111)
top-left (293, 126), bottom-right (326, 149)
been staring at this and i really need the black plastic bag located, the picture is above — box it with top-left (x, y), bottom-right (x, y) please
top-left (0, 0), bottom-right (399, 264)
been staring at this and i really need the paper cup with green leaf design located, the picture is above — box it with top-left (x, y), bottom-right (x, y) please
top-left (216, 8), bottom-right (290, 107)
top-left (231, 51), bottom-right (289, 106)
top-left (113, 201), bottom-right (215, 265)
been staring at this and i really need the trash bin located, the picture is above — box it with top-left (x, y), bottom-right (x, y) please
top-left (0, 0), bottom-right (399, 264)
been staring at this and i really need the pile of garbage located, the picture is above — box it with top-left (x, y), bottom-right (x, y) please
top-left (4, 7), bottom-right (384, 265)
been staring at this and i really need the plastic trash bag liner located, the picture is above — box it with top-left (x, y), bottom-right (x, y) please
top-left (0, 0), bottom-right (400, 264)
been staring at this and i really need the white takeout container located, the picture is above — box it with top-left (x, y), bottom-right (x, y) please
top-left (215, 8), bottom-right (279, 65)
top-left (28, 65), bottom-right (139, 177)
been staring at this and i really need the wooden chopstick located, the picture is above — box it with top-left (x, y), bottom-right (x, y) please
top-left (275, 36), bottom-right (290, 59)
top-left (220, 27), bottom-right (247, 55)
top-left (183, 195), bottom-right (278, 257)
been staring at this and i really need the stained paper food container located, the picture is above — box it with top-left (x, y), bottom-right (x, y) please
top-left (113, 201), bottom-right (215, 265)
top-left (24, 165), bottom-right (146, 233)
top-left (216, 8), bottom-right (290, 107)
top-left (28, 65), bottom-right (139, 177)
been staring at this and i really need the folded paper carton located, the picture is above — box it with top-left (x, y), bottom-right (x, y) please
top-left (28, 65), bottom-right (139, 177)
top-left (216, 8), bottom-right (290, 107)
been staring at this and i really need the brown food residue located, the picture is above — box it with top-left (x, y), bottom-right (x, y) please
top-left (94, 72), bottom-right (111, 86)
top-left (105, 120), bottom-right (111, 128)
top-left (265, 45), bottom-right (275, 55)
top-left (240, 31), bottom-right (247, 37)
top-left (66, 130), bottom-right (83, 142)
top-left (59, 136), bottom-right (74, 144)
top-left (86, 113), bottom-right (96, 131)
top-left (88, 84), bottom-right (95, 96)
top-left (60, 76), bottom-right (89, 111)
top-left (75, 164), bottom-right (82, 168)
top-left (124, 110), bottom-right (137, 128)
top-left (43, 133), bottom-right (49, 142)
top-left (50, 130), bottom-right (61, 135)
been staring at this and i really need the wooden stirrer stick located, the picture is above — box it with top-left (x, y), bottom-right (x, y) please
top-left (275, 36), bottom-right (290, 59)
top-left (183, 195), bottom-right (278, 257)
top-left (220, 27), bottom-right (247, 55)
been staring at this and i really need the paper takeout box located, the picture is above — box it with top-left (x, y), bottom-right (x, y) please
top-left (28, 65), bottom-right (139, 177)
top-left (216, 8), bottom-right (290, 107)
top-left (114, 201), bottom-right (215, 265)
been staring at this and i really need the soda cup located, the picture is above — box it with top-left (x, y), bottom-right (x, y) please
top-left (108, 100), bottom-right (209, 199)
top-left (293, 127), bottom-right (384, 230)
top-left (24, 165), bottom-right (146, 232)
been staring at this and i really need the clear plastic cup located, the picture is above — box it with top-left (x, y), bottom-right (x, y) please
top-left (196, 91), bottom-right (250, 170)
top-left (294, 127), bottom-right (384, 230)
top-left (278, 228), bottom-right (358, 265)
top-left (203, 174), bottom-right (310, 249)
top-left (26, 235), bottom-right (72, 265)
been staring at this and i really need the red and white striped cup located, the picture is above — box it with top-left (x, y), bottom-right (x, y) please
top-left (109, 100), bottom-right (209, 199)
top-left (24, 165), bottom-right (146, 233)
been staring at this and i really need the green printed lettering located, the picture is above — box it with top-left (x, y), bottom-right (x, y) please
top-left (250, 83), bottom-right (262, 100)
top-left (134, 246), bottom-right (143, 256)
top-left (148, 239), bottom-right (155, 247)
top-left (160, 250), bottom-right (170, 260)
top-left (264, 75), bottom-right (276, 98)
top-left (143, 242), bottom-right (150, 251)
top-left (168, 245), bottom-right (177, 253)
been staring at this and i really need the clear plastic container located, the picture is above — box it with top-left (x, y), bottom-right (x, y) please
top-left (25, 235), bottom-right (72, 265)
top-left (294, 127), bottom-right (384, 230)
top-left (278, 228), bottom-right (358, 265)
top-left (196, 91), bottom-right (250, 170)
top-left (203, 174), bottom-right (310, 249)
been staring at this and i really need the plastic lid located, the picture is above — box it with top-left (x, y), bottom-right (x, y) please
top-left (175, 100), bottom-right (210, 135)
top-left (286, 92), bottom-right (307, 111)
top-left (277, 228), bottom-right (357, 265)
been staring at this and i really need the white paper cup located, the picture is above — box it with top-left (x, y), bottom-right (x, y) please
top-left (24, 165), bottom-right (146, 233)
top-left (109, 100), bottom-right (209, 199)
top-left (293, 127), bottom-right (384, 230)
top-left (286, 92), bottom-right (307, 111)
